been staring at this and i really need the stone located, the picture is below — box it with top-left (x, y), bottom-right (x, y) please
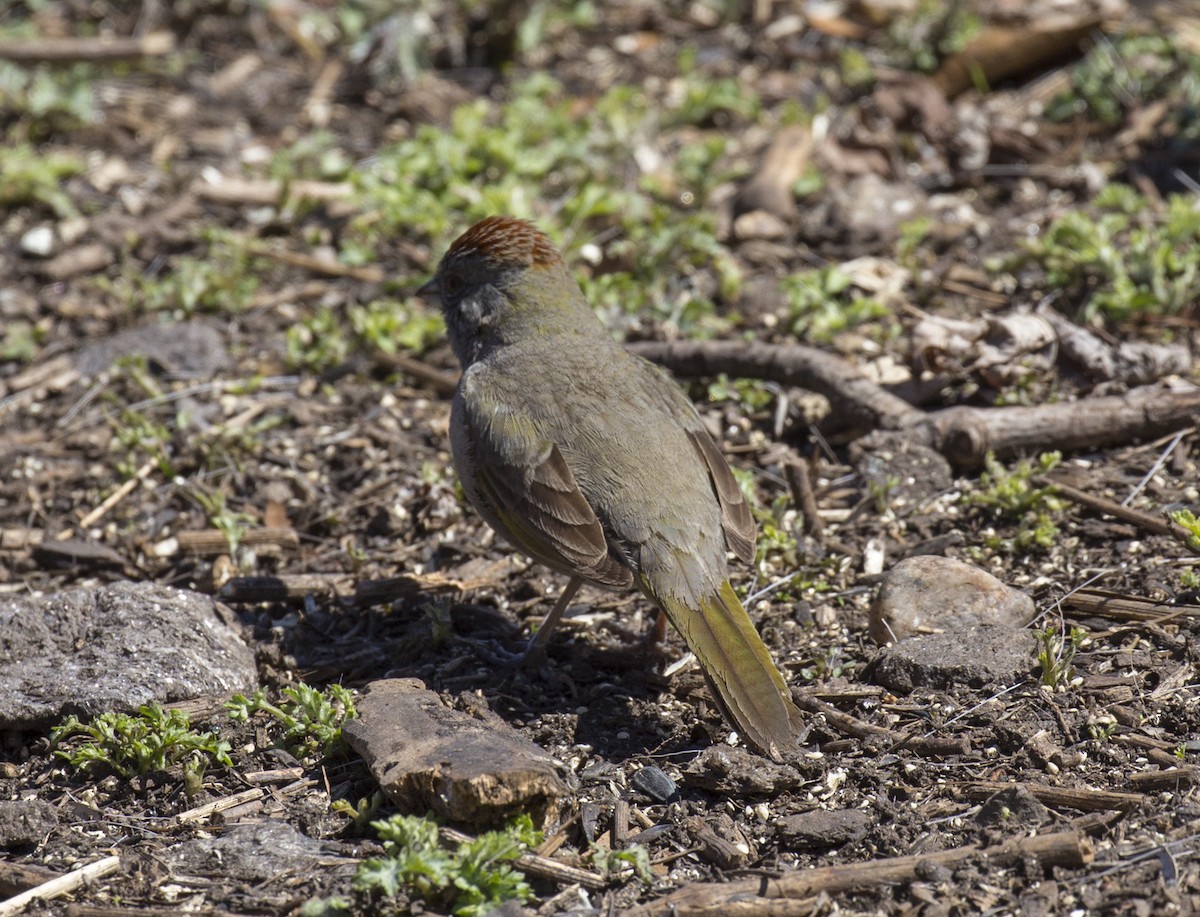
top-left (0, 799), bottom-right (59, 849)
top-left (162, 821), bottom-right (331, 882)
top-left (869, 555), bottom-right (1036, 644)
top-left (871, 625), bottom-right (1038, 694)
top-left (776, 808), bottom-right (872, 849)
top-left (0, 582), bottom-right (258, 729)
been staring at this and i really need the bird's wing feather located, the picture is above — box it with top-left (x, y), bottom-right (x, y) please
top-left (686, 429), bottom-right (756, 564)
top-left (634, 357), bottom-right (756, 564)
top-left (459, 394), bottom-right (634, 589)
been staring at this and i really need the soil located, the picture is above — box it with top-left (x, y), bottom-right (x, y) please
top-left (1, 2), bottom-right (1199, 915)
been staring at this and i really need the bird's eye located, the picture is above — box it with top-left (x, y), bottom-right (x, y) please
top-left (442, 273), bottom-right (464, 296)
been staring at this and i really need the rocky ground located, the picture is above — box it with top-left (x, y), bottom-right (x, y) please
top-left (1, 1), bottom-right (1199, 914)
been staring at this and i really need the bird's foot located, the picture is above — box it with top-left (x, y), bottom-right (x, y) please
top-left (463, 636), bottom-right (549, 670)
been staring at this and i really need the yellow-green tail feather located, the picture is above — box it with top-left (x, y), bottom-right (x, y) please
top-left (659, 581), bottom-right (803, 761)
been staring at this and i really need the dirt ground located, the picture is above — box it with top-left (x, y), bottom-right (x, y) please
top-left (1, 1), bottom-right (1199, 914)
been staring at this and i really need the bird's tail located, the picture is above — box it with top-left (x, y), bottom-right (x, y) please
top-left (658, 580), bottom-right (804, 761)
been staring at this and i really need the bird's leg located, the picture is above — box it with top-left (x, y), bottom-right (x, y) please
top-left (645, 609), bottom-right (669, 647)
top-left (522, 576), bottom-right (584, 663)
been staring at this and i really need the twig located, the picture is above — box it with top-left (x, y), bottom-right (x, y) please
top-left (376, 352), bottom-right (461, 398)
top-left (961, 780), bottom-right (1142, 811)
top-left (782, 457), bottom-right (824, 542)
top-left (246, 244), bottom-right (385, 283)
top-left (625, 829), bottom-right (1092, 915)
top-left (1065, 589), bottom-right (1200, 625)
top-left (0, 32), bottom-right (173, 63)
top-left (0, 855), bottom-right (120, 916)
top-left (792, 693), bottom-right (969, 757)
top-left (194, 175), bottom-right (354, 207)
top-left (60, 458), bottom-right (157, 537)
top-left (1035, 474), bottom-right (1181, 539)
top-left (175, 527), bottom-right (300, 556)
top-left (174, 788), bottom-right (265, 824)
top-left (1126, 767), bottom-right (1198, 792)
top-left (439, 827), bottom-right (607, 890)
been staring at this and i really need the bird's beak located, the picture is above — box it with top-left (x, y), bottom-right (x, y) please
top-left (416, 277), bottom-right (440, 300)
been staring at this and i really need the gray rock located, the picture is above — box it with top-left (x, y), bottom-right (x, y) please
top-left (872, 625), bottom-right (1038, 694)
top-left (74, 320), bottom-right (229, 378)
top-left (0, 582), bottom-right (257, 729)
top-left (0, 799), bottom-right (59, 849)
top-left (776, 808), bottom-right (872, 849)
top-left (344, 678), bottom-right (571, 829)
top-left (869, 555), bottom-right (1036, 644)
top-left (163, 821), bottom-right (330, 882)
top-left (976, 785), bottom-right (1051, 828)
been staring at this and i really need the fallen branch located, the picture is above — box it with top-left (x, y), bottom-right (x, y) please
top-left (962, 780), bottom-right (1143, 812)
top-left (627, 340), bottom-right (1200, 467)
top-left (625, 829), bottom-right (1092, 916)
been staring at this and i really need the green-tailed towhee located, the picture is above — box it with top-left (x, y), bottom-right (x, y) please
top-left (418, 215), bottom-right (804, 760)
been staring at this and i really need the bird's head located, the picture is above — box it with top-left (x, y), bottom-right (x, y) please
top-left (418, 216), bottom-right (596, 367)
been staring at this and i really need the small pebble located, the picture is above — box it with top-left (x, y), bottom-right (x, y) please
top-left (20, 226), bottom-right (55, 257)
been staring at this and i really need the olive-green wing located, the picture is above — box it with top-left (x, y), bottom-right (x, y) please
top-left (456, 394), bottom-right (634, 589)
top-left (635, 357), bottom-right (756, 564)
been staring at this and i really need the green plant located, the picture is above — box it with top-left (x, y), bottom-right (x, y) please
top-left (780, 266), bottom-right (889, 343)
top-left (1045, 34), bottom-right (1200, 131)
top-left (192, 487), bottom-right (254, 558)
top-left (589, 843), bottom-right (652, 883)
top-left (0, 60), bottom-right (97, 137)
top-left (51, 704), bottom-right (232, 783)
top-left (1170, 508), bottom-right (1200, 553)
top-left (332, 792), bottom-right (385, 834)
top-left (286, 297), bottom-right (445, 371)
top-left (968, 451), bottom-right (1065, 553)
top-left (354, 814), bottom-right (541, 916)
top-left (800, 647), bottom-right (857, 682)
top-left (1008, 184), bottom-right (1200, 322)
top-left (99, 231), bottom-right (262, 317)
top-left (1036, 623), bottom-right (1087, 689)
top-left (0, 142), bottom-right (84, 217)
top-left (886, 0), bottom-right (981, 73)
top-left (348, 75), bottom-right (742, 331)
top-left (226, 682), bottom-right (357, 759)
top-left (706, 374), bottom-right (773, 414)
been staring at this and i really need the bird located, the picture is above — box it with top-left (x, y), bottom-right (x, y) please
top-left (417, 215), bottom-right (804, 760)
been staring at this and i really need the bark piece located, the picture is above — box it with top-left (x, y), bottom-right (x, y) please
top-left (343, 678), bottom-right (571, 829)
top-left (933, 19), bottom-right (1100, 98)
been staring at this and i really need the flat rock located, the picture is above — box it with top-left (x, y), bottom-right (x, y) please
top-left (976, 785), bottom-right (1051, 828)
top-left (872, 625), bottom-right (1038, 694)
top-left (0, 582), bottom-right (257, 729)
top-left (74, 320), bottom-right (229, 378)
top-left (162, 821), bottom-right (331, 882)
top-left (776, 808), bottom-right (872, 849)
top-left (343, 678), bottom-right (571, 829)
top-left (683, 745), bottom-right (817, 796)
top-left (869, 555), bottom-right (1037, 644)
top-left (0, 799), bottom-right (59, 849)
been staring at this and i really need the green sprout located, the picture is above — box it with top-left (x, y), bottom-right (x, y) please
top-left (227, 682), bottom-right (357, 760)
